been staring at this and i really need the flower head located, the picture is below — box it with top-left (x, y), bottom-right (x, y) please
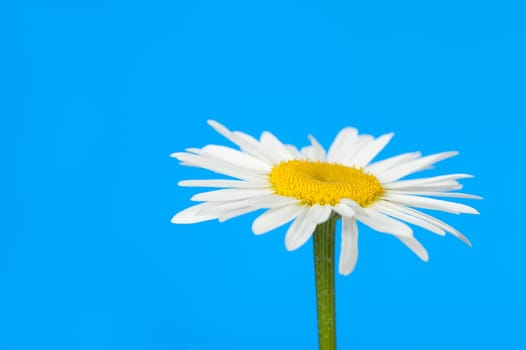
top-left (171, 121), bottom-right (480, 275)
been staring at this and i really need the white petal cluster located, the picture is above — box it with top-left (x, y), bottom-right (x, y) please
top-left (172, 121), bottom-right (480, 275)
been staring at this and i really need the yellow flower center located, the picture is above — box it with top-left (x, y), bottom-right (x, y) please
top-left (269, 160), bottom-right (384, 207)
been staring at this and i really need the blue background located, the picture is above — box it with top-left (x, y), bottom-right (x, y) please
top-left (2, 1), bottom-right (525, 349)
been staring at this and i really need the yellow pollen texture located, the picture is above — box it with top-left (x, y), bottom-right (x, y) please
top-left (269, 160), bottom-right (384, 207)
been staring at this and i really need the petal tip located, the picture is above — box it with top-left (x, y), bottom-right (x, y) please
top-left (462, 237), bottom-right (473, 247)
top-left (170, 213), bottom-right (185, 224)
top-left (285, 239), bottom-right (301, 251)
top-left (449, 150), bottom-right (460, 156)
top-left (338, 264), bottom-right (355, 276)
top-left (251, 224), bottom-right (265, 236)
top-left (190, 194), bottom-right (202, 201)
top-left (170, 152), bottom-right (184, 159)
top-left (338, 269), bottom-right (352, 276)
top-left (207, 120), bottom-right (230, 135)
top-left (467, 207), bottom-right (480, 215)
top-left (380, 132), bottom-right (395, 141)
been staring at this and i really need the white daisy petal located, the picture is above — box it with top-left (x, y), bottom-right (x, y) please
top-left (186, 145), bottom-right (264, 173)
top-left (188, 199), bottom-right (255, 221)
top-left (198, 145), bottom-right (271, 172)
top-left (351, 132), bottom-right (394, 168)
top-left (390, 206), bottom-right (472, 246)
top-left (191, 188), bottom-right (273, 202)
top-left (285, 144), bottom-right (303, 158)
top-left (371, 201), bottom-right (446, 236)
top-left (185, 147), bottom-right (201, 153)
top-left (206, 119), bottom-right (231, 139)
top-left (174, 153), bottom-right (267, 182)
top-left (340, 199), bottom-right (368, 217)
top-left (260, 131), bottom-right (295, 161)
top-left (306, 135), bottom-right (327, 161)
top-left (327, 127), bottom-right (359, 163)
top-left (397, 235), bottom-right (429, 261)
top-left (365, 152), bottom-right (422, 175)
top-left (218, 206), bottom-right (261, 222)
top-left (356, 208), bottom-right (413, 237)
top-left (385, 174), bottom-right (473, 190)
top-left (385, 181), bottom-right (463, 192)
top-left (252, 205), bottom-right (302, 235)
top-left (285, 205), bottom-right (331, 251)
top-left (385, 193), bottom-right (480, 214)
top-left (333, 203), bottom-right (357, 218)
top-left (171, 203), bottom-right (218, 224)
top-left (170, 152), bottom-right (188, 159)
top-left (319, 207), bottom-right (334, 225)
top-left (178, 179), bottom-right (269, 188)
top-left (284, 207), bottom-right (310, 250)
top-left (300, 146), bottom-right (316, 160)
top-left (341, 135), bottom-right (374, 166)
top-left (207, 120), bottom-right (276, 164)
top-left (233, 131), bottom-right (280, 164)
top-left (247, 194), bottom-right (300, 208)
top-left (378, 151), bottom-right (459, 183)
top-left (389, 191), bottom-right (482, 200)
top-left (339, 216), bottom-right (359, 275)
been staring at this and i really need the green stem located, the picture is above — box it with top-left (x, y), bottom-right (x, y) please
top-left (313, 215), bottom-right (337, 350)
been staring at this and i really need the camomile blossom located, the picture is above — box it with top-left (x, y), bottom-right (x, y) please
top-left (171, 121), bottom-right (480, 275)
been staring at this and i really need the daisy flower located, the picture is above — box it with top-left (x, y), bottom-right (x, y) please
top-left (171, 120), bottom-right (480, 275)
